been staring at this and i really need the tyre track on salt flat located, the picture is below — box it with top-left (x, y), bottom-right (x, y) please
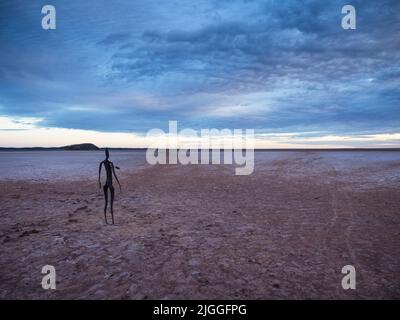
top-left (304, 154), bottom-right (342, 297)
top-left (320, 158), bottom-right (363, 294)
top-left (326, 161), bottom-right (360, 266)
top-left (305, 154), bottom-right (361, 297)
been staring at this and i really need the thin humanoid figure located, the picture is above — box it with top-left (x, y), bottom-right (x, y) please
top-left (98, 148), bottom-right (121, 224)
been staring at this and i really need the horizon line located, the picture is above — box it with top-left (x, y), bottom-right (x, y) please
top-left (1, 146), bottom-right (400, 151)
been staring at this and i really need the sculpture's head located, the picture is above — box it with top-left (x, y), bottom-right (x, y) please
top-left (105, 148), bottom-right (109, 159)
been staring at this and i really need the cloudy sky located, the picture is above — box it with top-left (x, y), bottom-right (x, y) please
top-left (0, 0), bottom-right (399, 147)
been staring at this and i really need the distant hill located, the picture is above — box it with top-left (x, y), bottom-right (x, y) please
top-left (60, 143), bottom-right (99, 151)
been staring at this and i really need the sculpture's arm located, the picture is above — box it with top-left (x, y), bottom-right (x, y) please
top-left (112, 162), bottom-right (122, 192)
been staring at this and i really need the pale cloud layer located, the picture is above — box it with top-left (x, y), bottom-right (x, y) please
top-left (1, 118), bottom-right (398, 148)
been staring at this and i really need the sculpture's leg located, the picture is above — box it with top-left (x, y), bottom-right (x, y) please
top-left (103, 185), bottom-right (109, 224)
top-left (110, 186), bottom-right (115, 225)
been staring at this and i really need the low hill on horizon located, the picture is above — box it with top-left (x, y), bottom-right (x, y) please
top-left (0, 143), bottom-right (100, 151)
top-left (60, 143), bottom-right (99, 151)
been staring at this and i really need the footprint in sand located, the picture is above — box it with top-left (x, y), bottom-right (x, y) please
top-left (19, 229), bottom-right (39, 237)
top-left (74, 206), bottom-right (88, 213)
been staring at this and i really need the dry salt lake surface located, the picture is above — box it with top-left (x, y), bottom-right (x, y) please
top-left (0, 150), bottom-right (399, 299)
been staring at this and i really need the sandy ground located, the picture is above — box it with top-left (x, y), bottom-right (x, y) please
top-left (0, 151), bottom-right (400, 299)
